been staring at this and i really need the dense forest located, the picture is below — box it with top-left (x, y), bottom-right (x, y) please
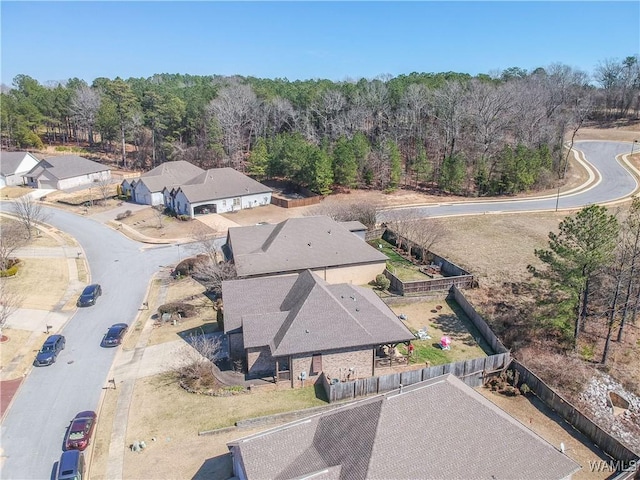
top-left (1, 55), bottom-right (638, 196)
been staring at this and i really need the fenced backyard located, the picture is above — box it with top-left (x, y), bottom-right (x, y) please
top-left (368, 236), bottom-right (474, 294)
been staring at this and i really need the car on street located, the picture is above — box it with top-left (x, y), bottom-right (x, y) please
top-left (64, 411), bottom-right (97, 451)
top-left (33, 335), bottom-right (65, 367)
top-left (77, 283), bottom-right (102, 307)
top-left (101, 323), bottom-right (129, 347)
top-left (55, 449), bottom-right (85, 480)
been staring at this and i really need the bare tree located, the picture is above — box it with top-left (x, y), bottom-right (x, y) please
top-left (308, 199), bottom-right (380, 230)
top-left (70, 84), bottom-right (101, 145)
top-left (410, 218), bottom-right (445, 264)
top-left (11, 196), bottom-right (49, 240)
top-left (151, 205), bottom-right (165, 229)
top-left (192, 260), bottom-right (237, 295)
top-left (174, 333), bottom-right (225, 387)
top-left (0, 221), bottom-right (27, 270)
top-left (95, 176), bottom-right (116, 204)
top-left (187, 224), bottom-right (222, 263)
top-left (0, 279), bottom-right (25, 335)
top-left (207, 83), bottom-right (258, 169)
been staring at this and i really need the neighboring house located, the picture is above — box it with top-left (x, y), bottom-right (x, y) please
top-left (24, 155), bottom-right (110, 190)
top-left (225, 215), bottom-right (388, 284)
top-left (164, 167), bottom-right (272, 218)
top-left (228, 374), bottom-right (581, 480)
top-left (126, 160), bottom-right (204, 206)
top-left (221, 269), bottom-right (414, 385)
top-left (0, 151), bottom-right (40, 187)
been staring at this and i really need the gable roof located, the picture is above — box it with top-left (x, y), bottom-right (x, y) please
top-left (26, 155), bottom-right (108, 180)
top-left (136, 160), bottom-right (204, 193)
top-left (176, 167), bottom-right (272, 203)
top-left (228, 374), bottom-right (581, 480)
top-left (227, 216), bottom-right (387, 277)
top-left (0, 152), bottom-right (39, 176)
top-left (223, 270), bottom-right (414, 355)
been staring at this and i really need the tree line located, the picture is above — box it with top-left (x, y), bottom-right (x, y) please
top-left (1, 55), bottom-right (638, 196)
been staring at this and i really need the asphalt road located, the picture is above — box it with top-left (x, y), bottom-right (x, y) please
top-left (0, 207), bottom-right (180, 480)
top-left (378, 141), bottom-right (638, 222)
top-left (0, 140), bottom-right (637, 479)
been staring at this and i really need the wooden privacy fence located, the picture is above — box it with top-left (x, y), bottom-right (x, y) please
top-left (321, 352), bottom-right (510, 403)
top-left (511, 360), bottom-right (640, 463)
top-left (385, 269), bottom-right (473, 294)
top-left (449, 285), bottom-right (509, 354)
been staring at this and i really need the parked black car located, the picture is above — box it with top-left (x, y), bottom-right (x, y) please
top-left (34, 334), bottom-right (65, 366)
top-left (77, 284), bottom-right (102, 307)
top-left (101, 323), bottom-right (128, 347)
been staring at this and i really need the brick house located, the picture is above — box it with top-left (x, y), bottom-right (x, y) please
top-left (222, 270), bottom-right (414, 387)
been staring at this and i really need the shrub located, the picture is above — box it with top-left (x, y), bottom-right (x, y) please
top-left (158, 302), bottom-right (196, 318)
top-left (178, 215), bottom-right (191, 222)
top-left (115, 210), bottom-right (132, 221)
top-left (0, 265), bottom-right (19, 277)
top-left (374, 273), bottom-right (390, 291)
top-left (174, 255), bottom-right (208, 277)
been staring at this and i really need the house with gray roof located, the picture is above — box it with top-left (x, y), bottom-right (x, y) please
top-left (0, 151), bottom-right (40, 187)
top-left (124, 160), bottom-right (204, 206)
top-left (163, 167), bottom-right (272, 218)
top-left (221, 269), bottom-right (414, 385)
top-left (24, 155), bottom-right (110, 190)
top-left (228, 374), bottom-right (581, 479)
top-left (225, 215), bottom-right (387, 285)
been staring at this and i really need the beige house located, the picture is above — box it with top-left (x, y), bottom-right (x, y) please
top-left (24, 155), bottom-right (110, 190)
top-left (224, 215), bottom-right (387, 285)
top-left (228, 374), bottom-right (581, 480)
top-left (222, 270), bottom-right (414, 387)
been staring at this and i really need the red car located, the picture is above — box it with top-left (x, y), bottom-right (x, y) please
top-left (64, 411), bottom-right (97, 451)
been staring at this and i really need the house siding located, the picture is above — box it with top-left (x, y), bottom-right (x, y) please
top-left (247, 346), bottom-right (276, 377)
top-left (173, 191), bottom-right (272, 218)
top-left (312, 263), bottom-right (386, 285)
top-left (57, 170), bottom-right (111, 190)
top-left (133, 182), bottom-right (163, 206)
top-left (3, 155), bottom-right (39, 186)
top-left (228, 332), bottom-right (244, 360)
top-left (290, 346), bottom-right (373, 388)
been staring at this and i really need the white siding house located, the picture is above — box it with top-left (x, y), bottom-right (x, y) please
top-left (125, 161), bottom-right (204, 206)
top-left (0, 152), bottom-right (40, 187)
top-left (164, 168), bottom-right (272, 218)
top-left (24, 155), bottom-right (110, 190)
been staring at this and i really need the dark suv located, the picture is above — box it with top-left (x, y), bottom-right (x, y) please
top-left (77, 284), bottom-right (102, 307)
top-left (34, 334), bottom-right (66, 366)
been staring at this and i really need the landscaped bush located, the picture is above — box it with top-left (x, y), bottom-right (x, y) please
top-left (178, 215), bottom-right (191, 222)
top-left (374, 274), bottom-right (390, 291)
top-left (0, 259), bottom-right (20, 277)
top-left (158, 302), bottom-right (196, 318)
top-left (174, 254), bottom-right (208, 277)
top-left (115, 210), bottom-right (132, 221)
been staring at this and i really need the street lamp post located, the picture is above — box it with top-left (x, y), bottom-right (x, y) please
top-left (631, 139), bottom-right (639, 157)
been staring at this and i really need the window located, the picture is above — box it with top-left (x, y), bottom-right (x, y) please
top-left (312, 354), bottom-right (322, 374)
top-left (233, 197), bottom-right (241, 207)
top-left (222, 200), bottom-right (226, 207)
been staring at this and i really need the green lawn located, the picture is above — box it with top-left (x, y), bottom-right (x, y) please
top-left (368, 238), bottom-right (426, 282)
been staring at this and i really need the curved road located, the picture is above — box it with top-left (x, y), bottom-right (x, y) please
top-left (378, 141), bottom-right (638, 222)
top-left (0, 140), bottom-right (637, 479)
top-left (0, 208), bottom-right (180, 480)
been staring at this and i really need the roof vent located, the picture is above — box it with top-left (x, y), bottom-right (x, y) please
top-left (305, 329), bottom-right (310, 333)
top-left (308, 242), bottom-right (312, 247)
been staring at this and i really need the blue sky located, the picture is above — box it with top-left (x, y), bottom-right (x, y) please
top-left (1, 1), bottom-right (638, 86)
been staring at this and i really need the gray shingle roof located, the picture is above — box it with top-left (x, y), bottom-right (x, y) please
top-left (136, 160), bottom-right (204, 193)
top-left (26, 155), bottom-right (109, 180)
top-left (223, 270), bottom-right (414, 356)
top-left (227, 216), bottom-right (387, 277)
top-left (177, 167), bottom-right (272, 203)
top-left (0, 152), bottom-right (38, 175)
top-left (228, 374), bottom-right (582, 480)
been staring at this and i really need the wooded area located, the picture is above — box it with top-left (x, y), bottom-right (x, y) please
top-left (1, 56), bottom-right (638, 197)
